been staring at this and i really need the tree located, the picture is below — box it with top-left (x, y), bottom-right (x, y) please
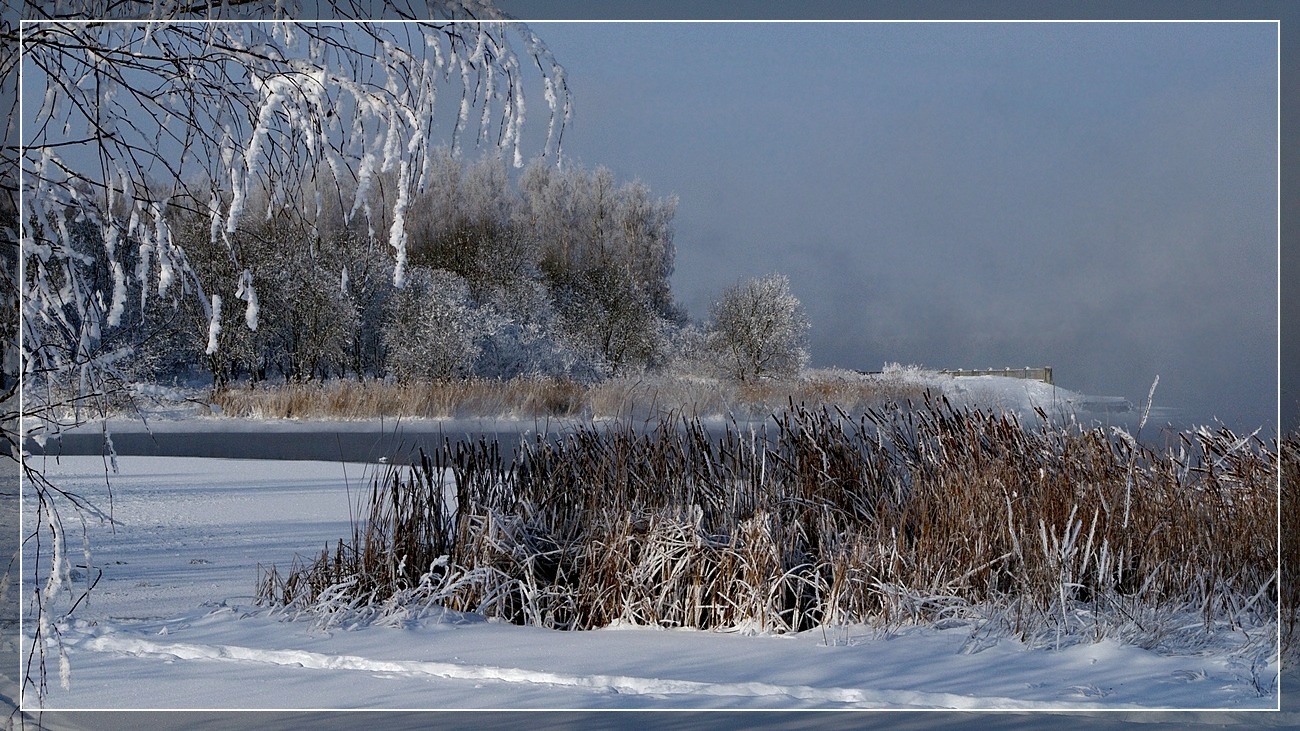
top-left (513, 161), bottom-right (680, 376)
top-left (709, 273), bottom-right (811, 382)
top-left (329, 229), bottom-right (397, 381)
top-left (471, 280), bottom-right (596, 381)
top-left (610, 178), bottom-right (679, 320)
top-left (521, 162), bottom-right (678, 318)
top-left (383, 268), bottom-right (480, 382)
top-left (13, 4), bottom-right (569, 428)
top-left (406, 151), bottom-right (538, 301)
top-left (5, 0), bottom-right (568, 704)
top-left (555, 264), bottom-right (664, 377)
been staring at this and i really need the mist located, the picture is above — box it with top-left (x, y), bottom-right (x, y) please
top-left (524, 21), bottom-right (1277, 432)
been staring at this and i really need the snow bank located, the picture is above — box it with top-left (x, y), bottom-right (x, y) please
top-left (871, 364), bottom-right (1170, 431)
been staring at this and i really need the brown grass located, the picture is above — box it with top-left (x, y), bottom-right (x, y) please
top-left (261, 396), bottom-right (1278, 647)
top-left (1283, 432), bottom-right (1300, 663)
top-left (213, 377), bottom-right (586, 420)
top-left (217, 371), bottom-right (927, 422)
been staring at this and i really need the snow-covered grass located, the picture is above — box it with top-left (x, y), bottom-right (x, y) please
top-left (12, 455), bottom-right (1284, 717)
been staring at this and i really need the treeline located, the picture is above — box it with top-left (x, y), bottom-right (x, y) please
top-left (53, 151), bottom-right (810, 394)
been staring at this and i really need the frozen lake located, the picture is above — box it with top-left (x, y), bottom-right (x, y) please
top-left (25, 417), bottom-right (577, 464)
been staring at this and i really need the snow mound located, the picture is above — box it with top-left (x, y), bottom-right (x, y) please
top-left (873, 364), bottom-right (1144, 429)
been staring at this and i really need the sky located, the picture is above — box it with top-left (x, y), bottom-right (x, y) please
top-left (497, 20), bottom-right (1278, 433)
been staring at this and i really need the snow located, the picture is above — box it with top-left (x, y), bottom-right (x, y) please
top-left (11, 454), bottom-right (1287, 720)
top-left (205, 295), bottom-right (222, 356)
top-left (388, 160), bottom-right (411, 289)
top-left (871, 365), bottom-right (1181, 433)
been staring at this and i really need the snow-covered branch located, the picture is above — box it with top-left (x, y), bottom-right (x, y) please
top-left (4, 0), bottom-right (568, 704)
top-left (9, 2), bottom-right (567, 444)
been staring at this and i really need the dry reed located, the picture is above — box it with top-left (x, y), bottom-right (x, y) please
top-left (1282, 432), bottom-right (1300, 663)
top-left (260, 395), bottom-right (1277, 649)
top-left (214, 377), bottom-right (586, 420)
top-left (217, 371), bottom-right (926, 422)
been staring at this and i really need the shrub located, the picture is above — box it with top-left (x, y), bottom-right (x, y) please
top-left (382, 269), bottom-right (481, 383)
top-left (708, 273), bottom-right (810, 382)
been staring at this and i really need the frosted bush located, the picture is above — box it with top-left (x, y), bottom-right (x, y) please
top-left (708, 274), bottom-right (810, 382)
top-left (382, 269), bottom-right (481, 382)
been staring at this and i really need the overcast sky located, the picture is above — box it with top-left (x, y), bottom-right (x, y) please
top-left (509, 21), bottom-right (1277, 433)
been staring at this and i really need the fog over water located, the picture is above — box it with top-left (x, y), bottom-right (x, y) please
top-left (504, 21), bottom-right (1276, 434)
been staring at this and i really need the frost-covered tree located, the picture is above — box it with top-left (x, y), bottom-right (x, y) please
top-left (383, 268), bottom-right (480, 382)
top-left (332, 232), bottom-right (397, 380)
top-left (709, 274), bottom-right (811, 382)
top-left (397, 152), bottom-right (682, 380)
top-left (556, 264), bottom-right (665, 378)
top-left (513, 161), bottom-right (679, 375)
top-left (14, 4), bottom-right (567, 436)
top-left (471, 280), bottom-right (595, 381)
top-left (5, 0), bottom-right (568, 704)
top-left (518, 161), bottom-right (678, 321)
top-left (613, 179), bottom-right (679, 319)
top-left (278, 264), bottom-right (361, 382)
top-left (166, 179), bottom-right (377, 385)
top-left (162, 201), bottom-right (268, 388)
top-left (662, 322), bottom-right (716, 378)
top-left (407, 151), bottom-right (538, 301)
top-left (516, 157), bottom-right (582, 280)
top-left (282, 166), bottom-right (397, 381)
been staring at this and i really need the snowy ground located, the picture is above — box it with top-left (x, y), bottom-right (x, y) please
top-left (6, 372), bottom-right (1287, 728)
top-left (5, 455), bottom-right (1289, 728)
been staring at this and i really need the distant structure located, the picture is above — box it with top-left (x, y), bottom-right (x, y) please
top-left (854, 366), bottom-right (1055, 386)
top-left (940, 367), bottom-right (1054, 385)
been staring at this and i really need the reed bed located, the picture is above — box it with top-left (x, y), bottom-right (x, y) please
top-left (260, 396), bottom-right (1277, 650)
top-left (1283, 432), bottom-right (1300, 662)
top-left (215, 371), bottom-right (927, 422)
top-left (213, 377), bottom-right (587, 419)
top-left (586, 369), bottom-right (928, 421)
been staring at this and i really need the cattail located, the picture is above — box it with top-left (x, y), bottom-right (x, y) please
top-left (259, 397), bottom-right (1275, 653)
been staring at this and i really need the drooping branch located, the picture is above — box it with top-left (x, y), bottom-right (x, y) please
top-left (12, 3), bottom-right (570, 441)
top-left (4, 3), bottom-right (569, 704)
